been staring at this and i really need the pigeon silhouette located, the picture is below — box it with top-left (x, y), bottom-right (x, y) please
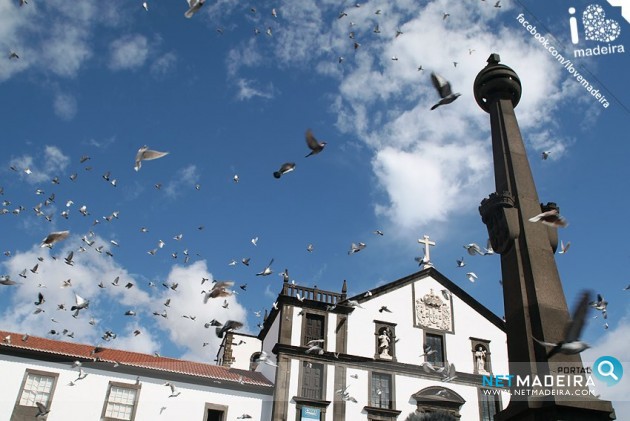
top-left (305, 129), bottom-right (327, 157)
top-left (430, 72), bottom-right (461, 110)
top-left (273, 162), bottom-right (296, 179)
top-left (533, 290), bottom-right (592, 358)
top-left (134, 146), bottom-right (169, 171)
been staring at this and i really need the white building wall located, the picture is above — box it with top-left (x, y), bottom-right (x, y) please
top-left (259, 313), bottom-right (280, 382)
top-left (0, 354), bottom-right (272, 421)
top-left (228, 333), bottom-right (262, 371)
top-left (345, 275), bottom-right (508, 375)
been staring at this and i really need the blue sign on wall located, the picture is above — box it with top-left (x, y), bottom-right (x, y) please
top-left (301, 406), bottom-right (321, 420)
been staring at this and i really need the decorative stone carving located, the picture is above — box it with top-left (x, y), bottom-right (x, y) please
top-left (415, 289), bottom-right (452, 332)
top-left (479, 191), bottom-right (519, 254)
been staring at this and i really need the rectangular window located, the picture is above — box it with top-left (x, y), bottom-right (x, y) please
top-left (304, 313), bottom-right (325, 346)
top-left (301, 362), bottom-right (323, 400)
top-left (102, 382), bottom-right (140, 421)
top-left (105, 386), bottom-right (136, 420)
top-left (370, 372), bottom-right (392, 409)
top-left (206, 408), bottom-right (224, 421)
top-left (425, 333), bottom-right (445, 367)
top-left (480, 389), bottom-right (501, 421)
top-left (19, 372), bottom-right (55, 407)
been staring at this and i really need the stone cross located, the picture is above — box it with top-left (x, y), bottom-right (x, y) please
top-left (417, 235), bottom-right (435, 265)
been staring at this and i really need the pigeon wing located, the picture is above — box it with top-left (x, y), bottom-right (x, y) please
top-left (565, 290), bottom-right (591, 342)
top-left (305, 129), bottom-right (319, 151)
top-left (75, 293), bottom-right (87, 306)
top-left (431, 73), bottom-right (453, 98)
top-left (141, 149), bottom-right (169, 161)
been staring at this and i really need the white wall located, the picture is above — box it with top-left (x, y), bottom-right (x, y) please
top-left (345, 275), bottom-right (508, 376)
top-left (228, 333), bottom-right (261, 371)
top-left (258, 311), bottom-right (280, 382)
top-left (0, 354), bottom-right (272, 421)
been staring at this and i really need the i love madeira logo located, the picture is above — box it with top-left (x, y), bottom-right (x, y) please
top-left (570, 2), bottom-right (627, 56)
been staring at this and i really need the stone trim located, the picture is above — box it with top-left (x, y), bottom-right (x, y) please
top-left (11, 368), bottom-right (60, 421)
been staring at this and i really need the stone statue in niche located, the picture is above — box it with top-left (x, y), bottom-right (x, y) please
top-left (475, 345), bottom-right (489, 374)
top-left (377, 327), bottom-right (392, 360)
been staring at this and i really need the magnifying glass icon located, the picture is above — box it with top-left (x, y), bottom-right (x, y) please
top-left (597, 360), bottom-right (619, 381)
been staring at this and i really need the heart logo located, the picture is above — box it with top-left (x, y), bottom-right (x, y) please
top-left (582, 4), bottom-right (621, 42)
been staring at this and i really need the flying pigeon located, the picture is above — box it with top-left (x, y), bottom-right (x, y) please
top-left (75, 368), bottom-right (88, 381)
top-left (466, 272), bottom-right (478, 283)
top-left (184, 0), bottom-right (205, 18)
top-left (70, 293), bottom-right (89, 317)
top-left (216, 320), bottom-right (244, 338)
top-left (41, 231), bottom-right (70, 248)
top-left (164, 382), bottom-right (181, 397)
top-left (34, 292), bottom-right (45, 306)
top-left (203, 281), bottom-right (234, 303)
top-left (441, 363), bottom-right (457, 382)
top-left (529, 209), bottom-right (568, 228)
top-left (456, 257), bottom-right (465, 267)
top-left (542, 151), bottom-right (551, 160)
top-left (305, 129), bottom-right (327, 157)
top-left (420, 344), bottom-right (437, 357)
top-left (463, 243), bottom-right (485, 256)
top-left (430, 73), bottom-right (461, 110)
top-left (256, 258), bottom-right (274, 276)
top-left (348, 242), bottom-right (366, 254)
top-left (379, 306), bottom-right (392, 313)
top-left (64, 251), bottom-right (74, 266)
top-left (533, 290), bottom-right (592, 358)
top-left (273, 162), bottom-right (296, 179)
top-left (35, 402), bottom-right (50, 419)
top-left (253, 350), bottom-right (278, 367)
top-left (589, 294), bottom-right (608, 311)
top-left (345, 299), bottom-right (363, 308)
top-left (134, 146), bottom-right (169, 171)
top-left (559, 240), bottom-right (571, 254)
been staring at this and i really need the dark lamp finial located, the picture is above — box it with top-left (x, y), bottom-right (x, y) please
top-left (487, 53), bottom-right (501, 65)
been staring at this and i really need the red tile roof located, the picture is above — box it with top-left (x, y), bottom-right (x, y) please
top-left (0, 331), bottom-right (273, 388)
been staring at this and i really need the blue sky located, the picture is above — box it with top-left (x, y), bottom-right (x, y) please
top-left (1, 0), bottom-right (629, 412)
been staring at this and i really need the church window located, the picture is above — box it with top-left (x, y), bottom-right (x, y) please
top-left (425, 333), bottom-right (445, 367)
top-left (370, 372), bottom-right (392, 409)
top-left (303, 313), bottom-right (325, 346)
top-left (301, 361), bottom-right (324, 400)
top-left (12, 369), bottom-right (59, 419)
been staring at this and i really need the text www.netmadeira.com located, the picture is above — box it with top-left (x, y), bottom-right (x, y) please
top-left (515, 13), bottom-right (610, 109)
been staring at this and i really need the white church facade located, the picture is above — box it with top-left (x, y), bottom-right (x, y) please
top-left (0, 266), bottom-right (509, 421)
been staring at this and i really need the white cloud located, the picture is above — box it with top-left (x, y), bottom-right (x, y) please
top-left (8, 145), bottom-right (70, 184)
top-left (53, 93), bottom-right (77, 120)
top-left (221, 0), bottom-right (586, 234)
top-left (41, 23), bottom-right (93, 78)
top-left (583, 314), bottom-right (630, 418)
top-left (150, 52), bottom-right (177, 78)
top-left (108, 34), bottom-right (150, 71)
top-left (164, 164), bottom-right (200, 199)
top-left (0, 235), bottom-right (152, 347)
top-left (235, 78), bottom-right (275, 101)
top-left (153, 261), bottom-right (248, 362)
top-left (0, 236), bottom-right (251, 361)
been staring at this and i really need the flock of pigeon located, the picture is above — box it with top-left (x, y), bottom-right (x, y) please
top-left (6, 0), bottom-right (625, 396)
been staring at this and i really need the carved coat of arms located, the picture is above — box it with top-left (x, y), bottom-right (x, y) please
top-left (415, 289), bottom-right (452, 332)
